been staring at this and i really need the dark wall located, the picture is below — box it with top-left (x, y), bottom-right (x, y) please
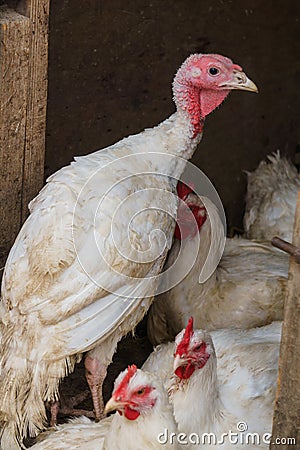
top-left (46, 0), bottom-right (300, 231)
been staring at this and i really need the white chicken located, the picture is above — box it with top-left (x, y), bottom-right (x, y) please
top-left (147, 186), bottom-right (288, 345)
top-left (30, 365), bottom-right (180, 450)
top-left (144, 318), bottom-right (281, 449)
top-left (244, 151), bottom-right (300, 242)
top-left (0, 53), bottom-right (258, 449)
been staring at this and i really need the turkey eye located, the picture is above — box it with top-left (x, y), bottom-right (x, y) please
top-left (136, 388), bottom-right (145, 396)
top-left (194, 344), bottom-right (202, 351)
top-left (209, 67), bottom-right (219, 76)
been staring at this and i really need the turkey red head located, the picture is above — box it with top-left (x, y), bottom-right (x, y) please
top-left (104, 365), bottom-right (161, 421)
top-left (175, 181), bottom-right (207, 240)
top-left (173, 317), bottom-right (213, 380)
top-left (173, 53), bottom-right (258, 137)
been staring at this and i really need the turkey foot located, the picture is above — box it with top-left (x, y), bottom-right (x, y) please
top-left (85, 355), bottom-right (107, 422)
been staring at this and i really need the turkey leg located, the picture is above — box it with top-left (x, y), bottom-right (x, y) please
top-left (85, 355), bottom-right (107, 422)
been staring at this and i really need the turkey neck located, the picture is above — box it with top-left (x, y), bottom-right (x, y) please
top-left (131, 109), bottom-right (203, 181)
top-left (79, 108), bottom-right (202, 184)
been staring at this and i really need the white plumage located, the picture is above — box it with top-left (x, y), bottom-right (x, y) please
top-left (143, 320), bottom-right (281, 449)
top-left (29, 417), bottom-right (109, 450)
top-left (30, 367), bottom-right (180, 450)
top-left (148, 193), bottom-right (288, 345)
top-left (0, 108), bottom-right (186, 449)
top-left (0, 53), bottom-right (257, 448)
top-left (244, 151), bottom-right (300, 242)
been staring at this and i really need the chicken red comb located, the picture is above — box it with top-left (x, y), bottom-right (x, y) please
top-left (175, 317), bottom-right (194, 356)
top-left (177, 181), bottom-right (195, 200)
top-left (114, 364), bottom-right (137, 398)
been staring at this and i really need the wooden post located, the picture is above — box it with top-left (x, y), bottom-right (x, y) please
top-left (0, 0), bottom-right (49, 272)
top-left (20, 0), bottom-right (50, 221)
top-left (270, 191), bottom-right (300, 448)
top-left (0, 6), bottom-right (30, 270)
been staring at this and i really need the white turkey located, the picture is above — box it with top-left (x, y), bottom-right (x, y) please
top-left (0, 53), bottom-right (257, 449)
top-left (30, 365), bottom-right (180, 450)
top-left (244, 151), bottom-right (300, 242)
top-left (144, 318), bottom-right (281, 449)
top-left (147, 184), bottom-right (288, 345)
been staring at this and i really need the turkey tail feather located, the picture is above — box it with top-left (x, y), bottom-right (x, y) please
top-left (0, 326), bottom-right (77, 449)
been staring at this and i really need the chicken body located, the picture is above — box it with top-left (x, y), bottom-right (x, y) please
top-left (29, 417), bottom-right (109, 450)
top-left (144, 320), bottom-right (281, 449)
top-left (0, 54), bottom-right (257, 449)
top-left (30, 367), bottom-right (180, 450)
top-left (148, 194), bottom-right (288, 345)
top-left (244, 151), bottom-right (300, 241)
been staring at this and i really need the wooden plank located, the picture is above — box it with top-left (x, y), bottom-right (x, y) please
top-left (21, 0), bottom-right (50, 220)
top-left (0, 6), bottom-right (30, 270)
top-left (0, 1), bottom-right (49, 273)
top-left (270, 191), bottom-right (300, 448)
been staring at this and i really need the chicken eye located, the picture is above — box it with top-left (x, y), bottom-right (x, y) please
top-left (208, 67), bottom-right (219, 76)
top-left (194, 343), bottom-right (203, 351)
top-left (136, 388), bottom-right (145, 396)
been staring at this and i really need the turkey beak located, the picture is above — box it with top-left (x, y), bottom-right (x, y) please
top-left (104, 396), bottom-right (126, 415)
top-left (220, 70), bottom-right (258, 93)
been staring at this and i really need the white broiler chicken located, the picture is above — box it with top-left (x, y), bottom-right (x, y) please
top-left (0, 53), bottom-right (258, 449)
top-left (30, 365), bottom-right (180, 450)
top-left (244, 151), bottom-right (300, 242)
top-left (147, 184), bottom-right (288, 345)
top-left (144, 318), bottom-right (281, 449)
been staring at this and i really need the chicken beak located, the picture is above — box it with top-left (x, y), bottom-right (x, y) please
top-left (104, 397), bottom-right (125, 415)
top-left (220, 70), bottom-right (259, 93)
top-left (173, 354), bottom-right (186, 372)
